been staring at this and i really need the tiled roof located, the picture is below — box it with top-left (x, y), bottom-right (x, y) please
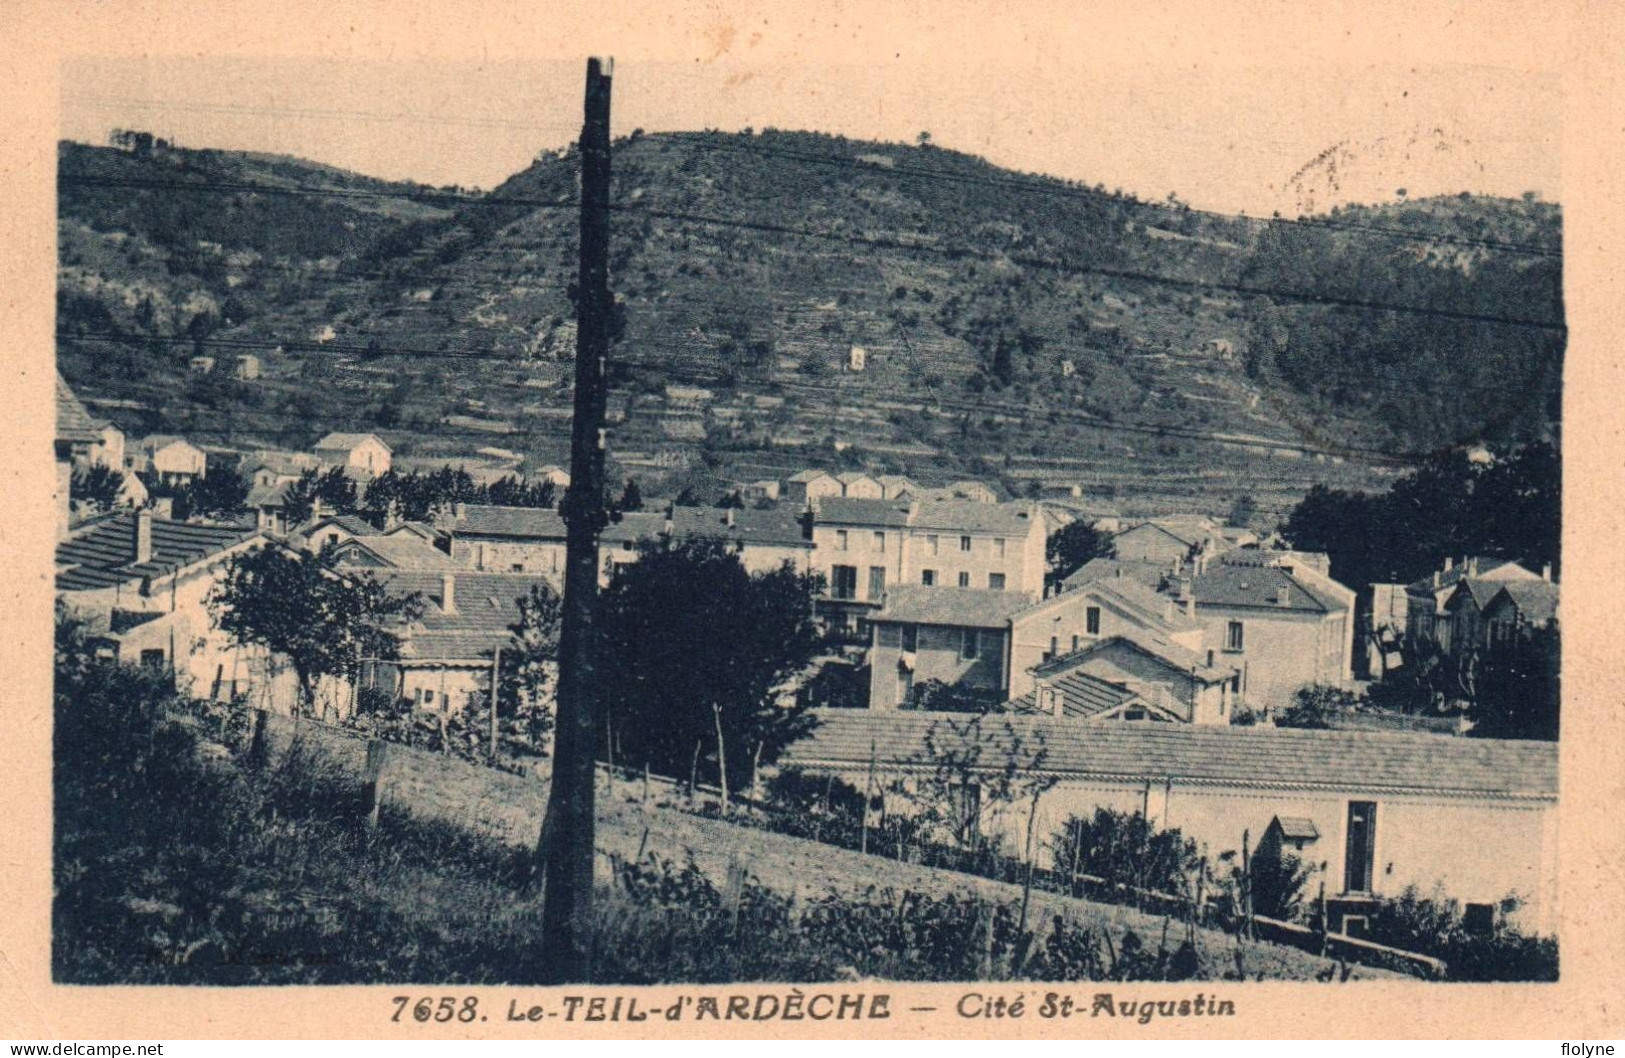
top-left (1274, 816), bottom-right (1320, 840)
top-left (453, 504), bottom-right (567, 540)
top-left (835, 471), bottom-right (875, 485)
top-left (912, 498), bottom-right (1038, 535)
top-left (139, 434), bottom-right (198, 453)
top-left (383, 572), bottom-right (560, 660)
top-left (1091, 575), bottom-right (1202, 633)
top-left (1405, 557), bottom-right (1525, 595)
top-left (246, 482), bottom-right (292, 507)
top-left (56, 374), bottom-right (101, 445)
top-left (1061, 557), bottom-right (1168, 592)
top-left (874, 584), bottom-right (1035, 629)
top-left (1489, 580), bottom-right (1560, 624)
top-left (1446, 577), bottom-right (1507, 611)
top-left (815, 497), bottom-right (914, 528)
top-left (315, 432), bottom-right (390, 452)
top-left (875, 475), bottom-right (916, 490)
top-left (307, 514), bottom-right (378, 537)
top-left (56, 514), bottom-right (259, 591)
top-left (334, 535), bottom-right (460, 570)
top-left (783, 711), bottom-right (1558, 800)
top-left (1032, 630), bottom-right (1232, 683)
top-left (600, 511), bottom-right (669, 545)
top-left (788, 469), bottom-right (834, 483)
top-left (669, 506), bottom-right (810, 548)
top-left (383, 520), bottom-right (439, 541)
top-left (1116, 520), bottom-right (1201, 548)
top-left (1022, 671), bottom-right (1142, 719)
top-left (1190, 558), bottom-right (1346, 614)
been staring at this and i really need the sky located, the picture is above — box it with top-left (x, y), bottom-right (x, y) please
top-left (59, 55), bottom-right (1561, 218)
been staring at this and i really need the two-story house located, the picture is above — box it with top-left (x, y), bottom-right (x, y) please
top-left (1447, 571), bottom-right (1559, 657)
top-left (448, 504), bottom-right (568, 575)
top-left (783, 469), bottom-right (842, 508)
top-left (133, 434), bottom-right (208, 482)
top-left (314, 432), bottom-right (392, 479)
top-left (668, 505), bottom-right (814, 575)
top-left (1404, 556), bottom-right (1541, 656)
top-left (810, 497), bottom-right (914, 634)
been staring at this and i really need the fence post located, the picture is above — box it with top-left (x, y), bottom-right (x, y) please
top-left (1240, 828), bottom-right (1255, 942)
top-left (248, 707), bottom-right (270, 765)
top-left (363, 739), bottom-right (389, 828)
top-left (1317, 880), bottom-right (1329, 957)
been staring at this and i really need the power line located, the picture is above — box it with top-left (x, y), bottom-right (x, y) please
top-left (614, 205), bottom-right (1567, 332)
top-left (65, 94), bottom-right (583, 135)
top-left (58, 173), bottom-right (575, 212)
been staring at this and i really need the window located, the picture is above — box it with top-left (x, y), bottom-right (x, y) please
top-left (1086, 606), bottom-right (1101, 635)
top-left (921, 569), bottom-right (936, 586)
top-left (926, 534), bottom-right (939, 555)
top-left (139, 648), bottom-right (167, 669)
top-left (1226, 620), bottom-right (1245, 652)
top-left (1344, 801), bottom-right (1377, 894)
top-left (511, 563), bottom-right (525, 572)
top-left (873, 531), bottom-right (886, 552)
top-left (988, 572), bottom-right (1006, 591)
top-left (835, 529), bottom-right (849, 551)
top-left (831, 565), bottom-right (858, 600)
top-left (868, 566), bottom-right (887, 600)
top-left (961, 628), bottom-right (979, 659)
top-left (1124, 708), bottom-right (1148, 721)
top-left (424, 689), bottom-right (436, 706)
top-left (960, 535), bottom-right (972, 552)
top-left (1071, 634), bottom-right (1080, 652)
top-left (623, 540), bottom-right (635, 551)
top-left (1047, 636), bottom-right (1059, 660)
top-left (877, 624), bottom-right (902, 648)
top-left (902, 624), bottom-right (918, 653)
top-left (958, 572), bottom-right (970, 588)
top-left (994, 537), bottom-right (1006, 557)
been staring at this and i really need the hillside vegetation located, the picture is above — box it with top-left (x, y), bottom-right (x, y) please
top-left (56, 131), bottom-right (1561, 506)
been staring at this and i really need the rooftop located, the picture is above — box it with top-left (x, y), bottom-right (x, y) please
top-left (1031, 629), bottom-right (1233, 683)
top-left (1190, 558), bottom-right (1348, 614)
top-left (333, 535), bottom-right (460, 571)
top-left (56, 514), bottom-right (259, 591)
top-left (669, 505), bottom-right (810, 548)
top-left (783, 711), bottom-right (1558, 800)
top-left (1011, 670), bottom-right (1143, 720)
top-left (452, 504), bottom-right (567, 540)
top-left (874, 584), bottom-right (1036, 629)
top-left (1061, 557), bottom-right (1169, 593)
top-left (56, 374), bottom-right (101, 446)
top-left (815, 496), bottom-right (914, 528)
top-left (1489, 579), bottom-right (1560, 624)
top-left (912, 498), bottom-right (1037, 535)
top-left (315, 432), bottom-right (390, 452)
top-left (599, 511), bottom-right (670, 545)
top-left (1406, 557), bottom-right (1528, 595)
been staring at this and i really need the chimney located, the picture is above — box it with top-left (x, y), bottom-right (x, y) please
top-left (1433, 570), bottom-right (1441, 588)
top-left (1276, 585), bottom-right (1292, 607)
top-left (724, 508), bottom-right (736, 528)
top-left (134, 508), bottom-right (153, 564)
top-left (310, 497), bottom-right (325, 522)
top-left (441, 572), bottom-right (457, 615)
top-left (1443, 556), bottom-right (1454, 572)
top-left (454, 501), bottom-right (467, 521)
top-left (1542, 563), bottom-right (1552, 582)
top-left (1207, 649), bottom-right (1216, 668)
top-left (1467, 557), bottom-right (1479, 576)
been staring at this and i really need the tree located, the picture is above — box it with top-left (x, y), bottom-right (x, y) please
top-left (1045, 519), bottom-right (1114, 592)
top-left (283, 466), bottom-right (359, 524)
top-left (1228, 493), bottom-right (1259, 528)
top-left (897, 713), bottom-right (1055, 853)
top-left (70, 464), bottom-right (126, 511)
top-left (210, 545), bottom-right (422, 717)
top-left (1050, 807), bottom-right (1199, 898)
top-left (1468, 622), bottom-right (1560, 741)
top-left (595, 539), bottom-right (826, 800)
top-left (175, 459), bottom-right (249, 520)
top-left (1275, 683), bottom-right (1356, 729)
top-left (1248, 835), bottom-right (1313, 921)
top-left (617, 478), bottom-right (643, 512)
top-left (496, 581), bottom-right (564, 745)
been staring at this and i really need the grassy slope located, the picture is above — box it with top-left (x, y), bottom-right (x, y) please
top-left (55, 710), bottom-right (1387, 984)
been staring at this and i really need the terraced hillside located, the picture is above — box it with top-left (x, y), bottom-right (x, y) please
top-left (56, 131), bottom-right (1561, 515)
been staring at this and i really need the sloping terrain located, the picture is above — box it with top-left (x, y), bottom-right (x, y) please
top-left (56, 131), bottom-right (1562, 511)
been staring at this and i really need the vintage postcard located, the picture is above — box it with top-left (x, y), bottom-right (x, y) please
top-left (3, 0), bottom-right (1623, 1042)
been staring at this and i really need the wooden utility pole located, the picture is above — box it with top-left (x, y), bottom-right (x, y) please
top-left (538, 55), bottom-right (614, 984)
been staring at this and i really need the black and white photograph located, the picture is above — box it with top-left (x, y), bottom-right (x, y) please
top-left (24, 1), bottom-right (1590, 1025)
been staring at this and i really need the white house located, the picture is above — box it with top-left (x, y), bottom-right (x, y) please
top-left (783, 469), bottom-right (843, 507)
top-left (55, 511), bottom-right (290, 707)
top-left (314, 432), bottom-right (392, 478)
top-left (134, 435), bottom-right (208, 481)
top-left (783, 711), bottom-right (1560, 937)
top-left (89, 421), bottom-right (126, 471)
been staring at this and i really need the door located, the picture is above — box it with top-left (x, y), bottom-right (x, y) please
top-left (1344, 801), bottom-right (1377, 893)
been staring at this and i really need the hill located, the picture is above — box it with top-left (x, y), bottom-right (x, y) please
top-left (55, 131), bottom-right (1562, 512)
